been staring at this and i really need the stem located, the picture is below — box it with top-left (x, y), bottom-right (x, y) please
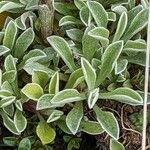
top-left (142, 4), bottom-right (150, 150)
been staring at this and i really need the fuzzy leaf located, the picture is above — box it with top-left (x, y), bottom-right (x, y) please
top-left (111, 5), bottom-right (127, 15)
top-left (99, 87), bottom-right (143, 105)
top-left (66, 102), bottom-right (83, 135)
top-left (23, 49), bottom-right (46, 64)
top-left (47, 36), bottom-right (76, 72)
top-left (66, 28), bottom-right (83, 42)
top-left (0, 45), bottom-right (10, 56)
top-left (32, 70), bottom-right (49, 88)
top-left (94, 105), bottom-right (119, 140)
top-left (79, 6), bottom-right (91, 26)
top-left (110, 139), bottom-right (125, 150)
top-left (23, 62), bottom-right (54, 76)
top-left (4, 55), bottom-right (16, 71)
top-left (96, 41), bottom-right (123, 86)
top-left (2, 113), bottom-right (20, 135)
top-left (13, 28), bottom-right (35, 58)
top-left (0, 96), bottom-right (15, 108)
top-left (21, 83), bottom-right (43, 101)
top-left (113, 12), bottom-right (128, 42)
top-left (49, 72), bottom-right (59, 94)
top-left (81, 58), bottom-right (96, 91)
top-left (36, 120), bottom-right (56, 145)
top-left (88, 88), bottom-right (99, 109)
top-left (3, 20), bottom-right (17, 49)
top-left (88, 27), bottom-right (109, 47)
top-left (18, 138), bottom-right (31, 150)
top-left (108, 12), bottom-right (116, 22)
top-left (59, 16), bottom-right (82, 26)
top-left (82, 24), bottom-right (100, 61)
top-left (47, 110), bottom-right (64, 123)
top-left (122, 9), bottom-right (148, 42)
top-left (65, 68), bottom-right (84, 89)
top-left (14, 109), bottom-right (27, 133)
top-left (0, 1), bottom-right (24, 13)
top-left (51, 89), bottom-right (84, 104)
top-left (87, 1), bottom-right (108, 27)
top-left (36, 94), bottom-right (54, 110)
top-left (80, 120), bottom-right (104, 135)
top-left (115, 59), bottom-right (128, 75)
top-left (74, 0), bottom-right (86, 10)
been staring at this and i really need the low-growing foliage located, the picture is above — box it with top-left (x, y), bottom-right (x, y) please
top-left (0, 0), bottom-right (149, 149)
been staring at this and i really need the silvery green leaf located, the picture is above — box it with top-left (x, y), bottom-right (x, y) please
top-left (108, 12), bottom-right (116, 22)
top-left (47, 36), bottom-right (77, 72)
top-left (0, 1), bottom-right (24, 13)
top-left (88, 88), bottom-right (99, 109)
top-left (3, 137), bottom-right (17, 147)
top-left (2, 70), bottom-right (17, 83)
top-left (36, 94), bottom-right (63, 110)
top-left (113, 12), bottom-right (128, 42)
top-left (141, 0), bottom-right (149, 8)
top-left (3, 104), bottom-right (14, 117)
top-left (111, 5), bottom-right (127, 15)
top-left (65, 68), bottom-right (84, 89)
top-left (59, 16), bottom-right (82, 26)
top-left (80, 120), bottom-right (104, 135)
top-left (124, 51), bottom-right (148, 66)
top-left (99, 87), bottom-right (143, 105)
top-left (18, 138), bottom-right (31, 150)
top-left (123, 40), bottom-right (146, 54)
top-left (115, 59), bottom-right (128, 75)
top-left (49, 72), bottom-right (59, 94)
top-left (88, 27), bottom-right (109, 47)
top-left (1, 112), bottom-right (20, 135)
top-left (127, 5), bottom-right (143, 26)
top-left (23, 62), bottom-right (54, 76)
top-left (0, 96), bottom-right (16, 108)
top-left (122, 9), bottom-right (148, 42)
top-left (128, 0), bottom-right (136, 9)
top-left (74, 0), bottom-right (86, 10)
top-left (57, 119), bottom-right (72, 134)
top-left (14, 109), bottom-right (27, 132)
top-left (21, 83), bottom-right (43, 101)
top-left (91, 58), bottom-right (101, 70)
top-left (3, 20), bottom-right (17, 49)
top-left (4, 55), bottom-right (16, 71)
top-left (32, 70), bottom-right (49, 88)
top-left (110, 139), bottom-right (125, 150)
top-left (23, 49), bottom-right (46, 64)
top-left (13, 27), bottom-right (35, 58)
top-left (36, 120), bottom-right (56, 145)
top-left (47, 110), bottom-right (64, 123)
top-left (79, 6), bottom-right (91, 26)
top-left (15, 11), bottom-right (36, 30)
top-left (0, 45), bottom-right (10, 57)
top-left (96, 41), bottom-right (124, 86)
top-left (54, 2), bottom-right (73, 15)
top-left (66, 102), bottom-right (83, 135)
top-left (82, 24), bottom-right (100, 61)
top-left (0, 90), bottom-right (12, 98)
top-left (87, 1), bottom-right (108, 27)
top-left (51, 89), bottom-right (84, 105)
top-left (66, 28), bottom-right (83, 42)
top-left (81, 58), bottom-right (96, 91)
top-left (25, 0), bottom-right (39, 10)
top-left (93, 105), bottom-right (119, 140)
top-left (15, 100), bottom-right (23, 111)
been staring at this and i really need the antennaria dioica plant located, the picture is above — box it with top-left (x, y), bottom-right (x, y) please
top-left (0, 0), bottom-right (149, 149)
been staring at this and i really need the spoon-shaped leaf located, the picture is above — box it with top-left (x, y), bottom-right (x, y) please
top-left (110, 139), bottom-right (125, 150)
top-left (96, 41), bottom-right (124, 86)
top-left (47, 36), bottom-right (77, 72)
top-left (94, 105), bottom-right (119, 140)
top-left (66, 102), bottom-right (83, 135)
